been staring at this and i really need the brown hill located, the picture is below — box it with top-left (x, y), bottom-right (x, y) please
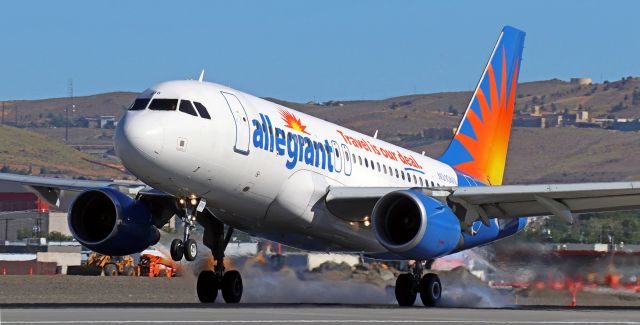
top-left (2, 78), bottom-right (640, 183)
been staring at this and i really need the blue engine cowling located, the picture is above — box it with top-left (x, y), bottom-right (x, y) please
top-left (68, 187), bottom-right (160, 256)
top-left (372, 190), bottom-right (462, 260)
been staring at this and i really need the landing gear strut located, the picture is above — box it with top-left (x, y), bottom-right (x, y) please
top-left (395, 260), bottom-right (442, 307)
top-left (170, 197), bottom-right (206, 262)
top-left (196, 213), bottom-right (242, 303)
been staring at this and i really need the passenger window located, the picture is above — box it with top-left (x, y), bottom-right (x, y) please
top-left (430, 181), bottom-right (435, 187)
top-left (383, 165), bottom-right (387, 174)
top-left (413, 175), bottom-right (417, 184)
top-left (395, 169), bottom-right (399, 178)
top-left (358, 156), bottom-right (362, 166)
top-left (364, 158), bottom-right (368, 168)
top-left (149, 98), bottom-right (178, 111)
top-left (371, 161), bottom-right (375, 170)
top-left (179, 100), bottom-right (198, 116)
top-left (129, 98), bottom-right (150, 111)
top-left (193, 102), bottom-right (211, 119)
top-left (419, 178), bottom-right (424, 186)
top-left (377, 162), bottom-right (381, 172)
top-left (401, 171), bottom-right (405, 180)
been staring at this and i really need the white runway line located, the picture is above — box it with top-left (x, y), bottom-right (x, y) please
top-left (3, 321), bottom-right (640, 324)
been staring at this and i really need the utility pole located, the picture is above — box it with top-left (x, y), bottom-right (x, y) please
top-left (4, 218), bottom-right (15, 241)
top-left (66, 79), bottom-right (74, 143)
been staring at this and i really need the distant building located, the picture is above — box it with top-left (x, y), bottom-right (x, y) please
top-left (0, 181), bottom-right (50, 242)
top-left (513, 117), bottom-right (542, 128)
top-left (84, 115), bottom-right (116, 129)
top-left (570, 77), bottom-right (592, 86)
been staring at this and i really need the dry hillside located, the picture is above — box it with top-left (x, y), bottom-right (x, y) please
top-left (2, 78), bottom-right (640, 183)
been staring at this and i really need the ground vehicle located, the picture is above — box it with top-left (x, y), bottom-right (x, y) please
top-left (138, 254), bottom-right (175, 277)
top-left (86, 253), bottom-right (138, 276)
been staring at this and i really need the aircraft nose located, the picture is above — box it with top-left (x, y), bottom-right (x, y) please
top-left (115, 112), bottom-right (164, 163)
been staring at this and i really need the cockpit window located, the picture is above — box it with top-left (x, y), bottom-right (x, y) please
top-left (179, 100), bottom-right (198, 117)
top-left (193, 102), bottom-right (211, 119)
top-left (148, 99), bottom-right (178, 111)
top-left (129, 98), bottom-right (150, 111)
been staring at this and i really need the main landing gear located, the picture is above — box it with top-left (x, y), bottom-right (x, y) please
top-left (170, 197), bottom-right (206, 262)
top-left (395, 260), bottom-right (442, 307)
top-left (196, 213), bottom-right (242, 303)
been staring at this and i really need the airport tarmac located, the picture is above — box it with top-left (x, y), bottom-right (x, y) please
top-left (1, 304), bottom-right (639, 324)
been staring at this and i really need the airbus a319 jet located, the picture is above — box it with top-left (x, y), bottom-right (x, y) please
top-left (4, 26), bottom-right (640, 306)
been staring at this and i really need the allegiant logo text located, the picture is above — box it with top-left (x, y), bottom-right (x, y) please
top-left (252, 113), bottom-right (340, 173)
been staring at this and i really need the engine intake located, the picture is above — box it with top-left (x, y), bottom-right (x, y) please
top-left (372, 190), bottom-right (461, 260)
top-left (68, 188), bottom-right (160, 256)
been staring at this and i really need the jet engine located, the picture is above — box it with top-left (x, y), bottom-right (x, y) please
top-left (68, 188), bottom-right (160, 256)
top-left (371, 190), bottom-right (461, 260)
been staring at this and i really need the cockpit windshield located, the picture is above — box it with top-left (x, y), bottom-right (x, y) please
top-left (128, 97), bottom-right (212, 120)
top-left (128, 98), bottom-right (151, 111)
top-left (148, 99), bottom-right (179, 111)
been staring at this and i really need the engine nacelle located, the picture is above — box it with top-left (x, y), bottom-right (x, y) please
top-left (68, 188), bottom-right (160, 256)
top-left (372, 190), bottom-right (461, 260)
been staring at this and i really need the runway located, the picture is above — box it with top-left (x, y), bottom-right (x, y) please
top-left (1, 305), bottom-right (639, 325)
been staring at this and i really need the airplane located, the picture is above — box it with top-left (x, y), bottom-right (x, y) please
top-left (3, 25), bottom-right (640, 307)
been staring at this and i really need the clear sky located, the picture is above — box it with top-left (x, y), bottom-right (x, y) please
top-left (0, 0), bottom-right (638, 102)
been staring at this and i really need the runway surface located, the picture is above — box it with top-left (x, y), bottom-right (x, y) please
top-left (1, 304), bottom-right (639, 325)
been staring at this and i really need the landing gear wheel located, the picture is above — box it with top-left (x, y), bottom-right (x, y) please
top-left (420, 273), bottom-right (442, 307)
top-left (170, 239), bottom-right (184, 261)
top-left (395, 273), bottom-right (417, 306)
top-left (221, 270), bottom-right (243, 303)
top-left (184, 239), bottom-right (198, 261)
top-left (197, 271), bottom-right (219, 303)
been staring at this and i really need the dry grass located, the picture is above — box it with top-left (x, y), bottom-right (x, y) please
top-left (0, 125), bottom-right (126, 179)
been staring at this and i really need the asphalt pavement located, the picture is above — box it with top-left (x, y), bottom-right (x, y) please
top-left (1, 304), bottom-right (639, 325)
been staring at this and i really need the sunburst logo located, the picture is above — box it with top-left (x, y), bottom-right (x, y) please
top-left (452, 47), bottom-right (519, 186)
top-left (279, 109), bottom-right (310, 135)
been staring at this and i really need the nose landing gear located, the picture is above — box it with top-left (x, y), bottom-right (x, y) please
top-left (394, 260), bottom-right (442, 307)
top-left (170, 197), bottom-right (206, 262)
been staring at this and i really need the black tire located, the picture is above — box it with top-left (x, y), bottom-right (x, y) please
top-left (395, 273), bottom-right (417, 306)
top-left (124, 266), bottom-right (135, 276)
top-left (103, 264), bottom-right (118, 276)
top-left (420, 273), bottom-right (442, 307)
top-left (197, 270), bottom-right (219, 303)
top-left (170, 239), bottom-right (184, 261)
top-left (221, 270), bottom-right (243, 303)
top-left (184, 239), bottom-right (198, 261)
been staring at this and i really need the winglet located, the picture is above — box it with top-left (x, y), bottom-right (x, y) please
top-left (198, 69), bottom-right (205, 82)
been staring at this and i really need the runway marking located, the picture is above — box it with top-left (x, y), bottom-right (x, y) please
top-left (3, 321), bottom-right (640, 324)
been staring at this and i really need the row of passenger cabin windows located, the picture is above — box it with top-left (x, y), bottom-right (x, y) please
top-left (345, 151), bottom-right (443, 188)
top-left (128, 98), bottom-right (211, 120)
top-left (258, 131), bottom-right (439, 188)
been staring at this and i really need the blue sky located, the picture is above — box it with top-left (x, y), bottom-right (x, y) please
top-left (0, 0), bottom-right (638, 102)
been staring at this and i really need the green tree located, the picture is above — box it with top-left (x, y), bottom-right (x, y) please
top-left (47, 231), bottom-right (74, 241)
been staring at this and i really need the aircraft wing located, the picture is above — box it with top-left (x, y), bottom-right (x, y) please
top-left (325, 182), bottom-right (640, 225)
top-left (0, 173), bottom-right (153, 208)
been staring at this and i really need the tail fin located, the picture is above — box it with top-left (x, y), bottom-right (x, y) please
top-left (439, 26), bottom-right (525, 186)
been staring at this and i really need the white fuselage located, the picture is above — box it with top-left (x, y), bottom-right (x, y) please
top-left (115, 80), bottom-right (460, 253)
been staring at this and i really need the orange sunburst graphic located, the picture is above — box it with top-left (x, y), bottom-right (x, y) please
top-left (453, 47), bottom-right (519, 186)
top-left (278, 109), bottom-right (310, 135)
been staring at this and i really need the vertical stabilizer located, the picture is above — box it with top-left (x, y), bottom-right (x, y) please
top-left (439, 26), bottom-right (525, 185)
